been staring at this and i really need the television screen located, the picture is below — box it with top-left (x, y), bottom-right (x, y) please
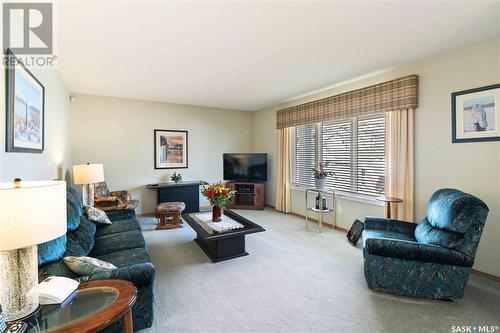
top-left (223, 153), bottom-right (267, 182)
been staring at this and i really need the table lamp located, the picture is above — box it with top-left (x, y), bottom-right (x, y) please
top-left (73, 163), bottom-right (104, 206)
top-left (0, 180), bottom-right (67, 321)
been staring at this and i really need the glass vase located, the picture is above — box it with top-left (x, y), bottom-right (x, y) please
top-left (212, 205), bottom-right (222, 222)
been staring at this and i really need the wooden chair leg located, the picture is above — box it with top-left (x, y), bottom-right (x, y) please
top-left (156, 212), bottom-right (182, 230)
top-left (172, 212), bottom-right (181, 225)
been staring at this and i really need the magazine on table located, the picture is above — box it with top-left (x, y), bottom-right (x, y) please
top-left (38, 276), bottom-right (79, 305)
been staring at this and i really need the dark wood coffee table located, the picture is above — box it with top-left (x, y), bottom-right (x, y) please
top-left (183, 209), bottom-right (265, 262)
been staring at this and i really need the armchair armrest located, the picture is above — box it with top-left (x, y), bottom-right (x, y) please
top-left (77, 262), bottom-right (155, 287)
top-left (364, 238), bottom-right (473, 267)
top-left (364, 216), bottom-right (417, 236)
top-left (110, 190), bottom-right (132, 202)
top-left (94, 196), bottom-right (119, 203)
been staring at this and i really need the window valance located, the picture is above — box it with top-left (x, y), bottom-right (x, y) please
top-left (276, 74), bottom-right (419, 129)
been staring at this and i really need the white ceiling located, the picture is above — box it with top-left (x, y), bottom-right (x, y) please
top-left (57, 1), bottom-right (500, 111)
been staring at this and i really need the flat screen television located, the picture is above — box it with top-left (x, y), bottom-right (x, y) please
top-left (223, 153), bottom-right (267, 182)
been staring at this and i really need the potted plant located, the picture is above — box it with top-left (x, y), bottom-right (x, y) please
top-left (170, 172), bottom-right (182, 183)
top-left (312, 161), bottom-right (334, 190)
top-left (201, 182), bottom-right (236, 222)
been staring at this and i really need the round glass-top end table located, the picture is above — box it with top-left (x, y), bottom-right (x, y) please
top-left (25, 279), bottom-right (137, 333)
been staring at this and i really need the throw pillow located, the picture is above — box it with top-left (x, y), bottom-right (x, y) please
top-left (63, 256), bottom-right (117, 276)
top-left (84, 205), bottom-right (112, 225)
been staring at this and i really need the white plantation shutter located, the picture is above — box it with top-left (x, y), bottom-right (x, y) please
top-left (294, 124), bottom-right (316, 187)
top-left (293, 114), bottom-right (386, 197)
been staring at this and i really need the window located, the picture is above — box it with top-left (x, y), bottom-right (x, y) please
top-left (322, 118), bottom-right (353, 193)
top-left (293, 114), bottom-right (386, 197)
top-left (294, 124), bottom-right (317, 188)
top-left (356, 115), bottom-right (386, 196)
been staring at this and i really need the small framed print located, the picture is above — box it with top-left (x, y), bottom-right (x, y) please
top-left (154, 129), bottom-right (188, 169)
top-left (452, 83), bottom-right (500, 143)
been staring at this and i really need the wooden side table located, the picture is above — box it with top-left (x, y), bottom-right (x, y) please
top-left (25, 279), bottom-right (137, 333)
top-left (376, 196), bottom-right (403, 219)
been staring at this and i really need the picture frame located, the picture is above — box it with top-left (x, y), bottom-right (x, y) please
top-left (5, 49), bottom-right (45, 153)
top-left (154, 129), bottom-right (188, 169)
top-left (452, 83), bottom-right (500, 143)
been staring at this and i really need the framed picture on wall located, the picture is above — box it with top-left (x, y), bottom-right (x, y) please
top-left (5, 49), bottom-right (45, 153)
top-left (452, 83), bottom-right (500, 143)
top-left (154, 129), bottom-right (188, 169)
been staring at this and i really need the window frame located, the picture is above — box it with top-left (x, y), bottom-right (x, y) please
top-left (291, 114), bottom-right (386, 200)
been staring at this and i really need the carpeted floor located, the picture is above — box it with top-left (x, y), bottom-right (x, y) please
top-left (139, 208), bottom-right (500, 333)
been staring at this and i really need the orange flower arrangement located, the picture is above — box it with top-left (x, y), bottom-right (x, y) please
top-left (201, 182), bottom-right (235, 208)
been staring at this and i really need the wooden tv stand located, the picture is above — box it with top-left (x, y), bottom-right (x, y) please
top-left (226, 181), bottom-right (265, 210)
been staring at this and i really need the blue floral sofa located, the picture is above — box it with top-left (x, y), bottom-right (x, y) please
top-left (38, 187), bottom-right (155, 332)
top-left (363, 188), bottom-right (488, 300)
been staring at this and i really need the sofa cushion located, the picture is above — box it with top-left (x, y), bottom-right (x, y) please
top-left (85, 205), bottom-right (112, 225)
top-left (67, 186), bottom-right (84, 231)
top-left (105, 209), bottom-right (136, 222)
top-left (38, 235), bottom-right (67, 266)
top-left (91, 230), bottom-right (146, 257)
top-left (94, 182), bottom-right (111, 198)
top-left (63, 256), bottom-right (117, 275)
top-left (67, 216), bottom-right (97, 256)
top-left (427, 188), bottom-right (489, 233)
top-left (65, 236), bottom-right (86, 257)
top-left (415, 218), bottom-right (465, 249)
top-left (39, 259), bottom-right (78, 283)
top-left (96, 247), bottom-right (152, 268)
top-left (95, 219), bottom-right (141, 238)
top-left (77, 262), bottom-right (155, 288)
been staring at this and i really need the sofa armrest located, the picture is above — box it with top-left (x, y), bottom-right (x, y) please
top-left (105, 209), bottom-right (136, 222)
top-left (364, 216), bottom-right (417, 236)
top-left (77, 263), bottom-right (155, 287)
top-left (364, 238), bottom-right (474, 267)
top-left (110, 190), bottom-right (132, 202)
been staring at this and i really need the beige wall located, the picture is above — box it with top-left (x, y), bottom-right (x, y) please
top-left (0, 68), bottom-right (72, 182)
top-left (71, 94), bottom-right (253, 214)
top-left (0, 5), bottom-right (71, 181)
top-left (253, 37), bottom-right (500, 276)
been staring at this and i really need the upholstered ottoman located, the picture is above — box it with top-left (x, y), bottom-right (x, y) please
top-left (155, 202), bottom-right (186, 230)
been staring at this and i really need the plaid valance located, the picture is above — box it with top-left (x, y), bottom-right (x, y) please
top-left (276, 74), bottom-right (419, 129)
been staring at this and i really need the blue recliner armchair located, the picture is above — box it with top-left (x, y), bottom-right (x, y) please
top-left (363, 188), bottom-right (488, 300)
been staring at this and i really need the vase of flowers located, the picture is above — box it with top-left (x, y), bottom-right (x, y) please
top-left (312, 161), bottom-right (334, 190)
top-left (201, 182), bottom-right (236, 222)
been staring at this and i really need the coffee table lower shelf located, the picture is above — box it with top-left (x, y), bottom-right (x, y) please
top-left (194, 236), bottom-right (248, 263)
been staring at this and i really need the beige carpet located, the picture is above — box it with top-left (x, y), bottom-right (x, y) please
top-left (139, 208), bottom-right (500, 333)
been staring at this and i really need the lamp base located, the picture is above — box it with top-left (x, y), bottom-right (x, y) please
top-left (7, 305), bottom-right (41, 327)
top-left (0, 246), bottom-right (39, 322)
top-left (81, 183), bottom-right (95, 206)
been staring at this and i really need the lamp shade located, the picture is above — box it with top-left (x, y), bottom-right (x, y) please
top-left (0, 181), bottom-right (67, 251)
top-left (73, 164), bottom-right (104, 185)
